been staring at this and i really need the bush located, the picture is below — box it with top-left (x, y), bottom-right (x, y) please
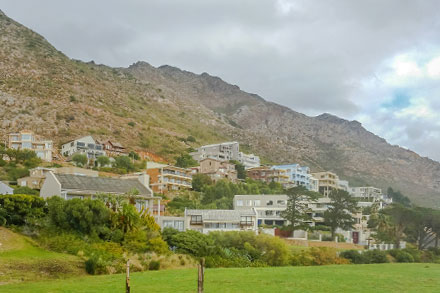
top-left (340, 250), bottom-right (366, 264)
top-left (148, 260), bottom-right (160, 270)
top-left (0, 194), bottom-right (46, 226)
top-left (85, 254), bottom-right (108, 275)
top-left (389, 249), bottom-right (414, 263)
top-left (363, 250), bottom-right (389, 264)
top-left (13, 186), bottom-right (39, 196)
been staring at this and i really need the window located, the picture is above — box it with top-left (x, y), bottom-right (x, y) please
top-left (254, 200), bottom-right (261, 206)
top-left (241, 216), bottom-right (253, 225)
top-left (267, 200), bottom-right (273, 206)
top-left (277, 200), bottom-right (286, 205)
top-left (265, 210), bottom-right (274, 216)
top-left (22, 142), bottom-right (32, 149)
top-left (190, 215), bottom-right (202, 224)
top-left (236, 200), bottom-right (243, 207)
top-left (21, 134), bottom-right (32, 141)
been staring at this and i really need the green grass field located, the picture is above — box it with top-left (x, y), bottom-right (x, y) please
top-left (2, 263), bottom-right (440, 293)
top-left (0, 227), bottom-right (85, 285)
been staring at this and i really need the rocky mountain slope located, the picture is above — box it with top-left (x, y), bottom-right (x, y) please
top-left (1, 10), bottom-right (439, 207)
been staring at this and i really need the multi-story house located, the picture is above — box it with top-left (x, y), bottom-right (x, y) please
top-left (99, 139), bottom-right (128, 157)
top-left (198, 158), bottom-right (238, 182)
top-left (311, 171), bottom-right (340, 197)
top-left (349, 186), bottom-right (392, 209)
top-left (8, 131), bottom-right (53, 162)
top-left (184, 208), bottom-right (258, 234)
top-left (246, 166), bottom-right (289, 186)
top-left (146, 164), bottom-right (192, 194)
top-left (271, 164), bottom-right (312, 189)
top-left (234, 194), bottom-right (288, 226)
top-left (190, 141), bottom-right (260, 169)
top-left (61, 136), bottom-right (106, 161)
top-left (233, 194), bottom-right (332, 227)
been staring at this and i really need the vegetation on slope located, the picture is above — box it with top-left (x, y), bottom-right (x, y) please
top-left (0, 227), bottom-right (85, 285)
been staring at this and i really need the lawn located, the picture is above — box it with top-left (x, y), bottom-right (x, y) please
top-left (0, 227), bottom-right (85, 285)
top-left (2, 263), bottom-right (440, 292)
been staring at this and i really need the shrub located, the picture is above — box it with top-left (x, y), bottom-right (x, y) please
top-left (85, 254), bottom-right (108, 275)
top-left (148, 260), bottom-right (160, 270)
top-left (389, 249), bottom-right (414, 263)
top-left (13, 186), bottom-right (39, 196)
top-left (363, 249), bottom-right (389, 263)
top-left (308, 247), bottom-right (349, 265)
top-left (340, 250), bottom-right (366, 264)
top-left (128, 121), bottom-right (135, 127)
top-left (0, 194), bottom-right (46, 226)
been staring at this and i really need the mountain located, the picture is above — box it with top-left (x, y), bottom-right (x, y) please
top-left (1, 10), bottom-right (439, 207)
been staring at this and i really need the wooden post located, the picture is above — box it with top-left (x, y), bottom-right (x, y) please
top-left (126, 260), bottom-right (130, 293)
top-left (197, 258), bottom-right (205, 293)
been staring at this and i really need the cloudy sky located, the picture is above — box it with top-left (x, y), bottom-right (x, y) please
top-left (1, 0), bottom-right (440, 161)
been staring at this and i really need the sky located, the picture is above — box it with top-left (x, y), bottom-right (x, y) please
top-left (1, 0), bottom-right (440, 161)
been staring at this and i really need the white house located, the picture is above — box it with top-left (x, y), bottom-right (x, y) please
top-left (190, 141), bottom-right (260, 169)
top-left (40, 171), bottom-right (161, 213)
top-left (61, 136), bottom-right (106, 161)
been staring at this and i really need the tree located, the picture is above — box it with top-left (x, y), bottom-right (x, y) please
top-left (13, 186), bottom-right (39, 196)
top-left (96, 156), bottom-right (110, 167)
top-left (113, 156), bottom-right (135, 172)
top-left (175, 153), bottom-right (198, 168)
top-left (72, 153), bottom-right (88, 167)
top-left (324, 189), bottom-right (358, 240)
top-left (369, 203), bottom-right (412, 248)
top-left (192, 173), bottom-right (213, 192)
top-left (128, 151), bottom-right (140, 161)
top-left (230, 160), bottom-right (246, 180)
top-left (281, 186), bottom-right (320, 235)
top-left (387, 187), bottom-right (411, 207)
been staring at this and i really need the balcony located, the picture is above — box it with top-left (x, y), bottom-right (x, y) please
top-left (240, 221), bottom-right (254, 226)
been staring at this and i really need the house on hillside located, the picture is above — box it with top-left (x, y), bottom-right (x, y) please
top-left (0, 181), bottom-right (13, 195)
top-left (61, 136), bottom-right (106, 162)
top-left (271, 164), bottom-right (312, 190)
top-left (40, 171), bottom-right (161, 213)
top-left (17, 166), bottom-right (99, 190)
top-left (246, 166), bottom-right (289, 186)
top-left (311, 171), bottom-right (341, 197)
top-left (98, 139), bottom-right (128, 157)
top-left (198, 158), bottom-right (237, 182)
top-left (190, 141), bottom-right (260, 169)
top-left (184, 208), bottom-right (258, 234)
top-left (7, 130), bottom-right (53, 162)
top-left (146, 164), bottom-right (192, 194)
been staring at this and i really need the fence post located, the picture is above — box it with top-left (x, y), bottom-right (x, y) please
top-left (198, 258), bottom-right (205, 293)
top-left (126, 260), bottom-right (130, 293)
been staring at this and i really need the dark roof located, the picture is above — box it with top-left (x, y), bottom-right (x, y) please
top-left (55, 174), bottom-right (152, 196)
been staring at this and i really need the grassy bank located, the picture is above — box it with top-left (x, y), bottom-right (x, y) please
top-left (0, 227), bottom-right (85, 285)
top-left (2, 263), bottom-right (440, 292)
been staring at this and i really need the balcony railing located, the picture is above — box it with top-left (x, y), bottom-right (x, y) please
top-left (240, 221), bottom-right (254, 226)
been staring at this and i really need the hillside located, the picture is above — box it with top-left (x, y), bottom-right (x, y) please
top-left (0, 227), bottom-right (85, 285)
top-left (0, 10), bottom-right (439, 206)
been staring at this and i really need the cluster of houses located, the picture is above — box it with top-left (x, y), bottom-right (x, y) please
top-left (1, 132), bottom-right (393, 246)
